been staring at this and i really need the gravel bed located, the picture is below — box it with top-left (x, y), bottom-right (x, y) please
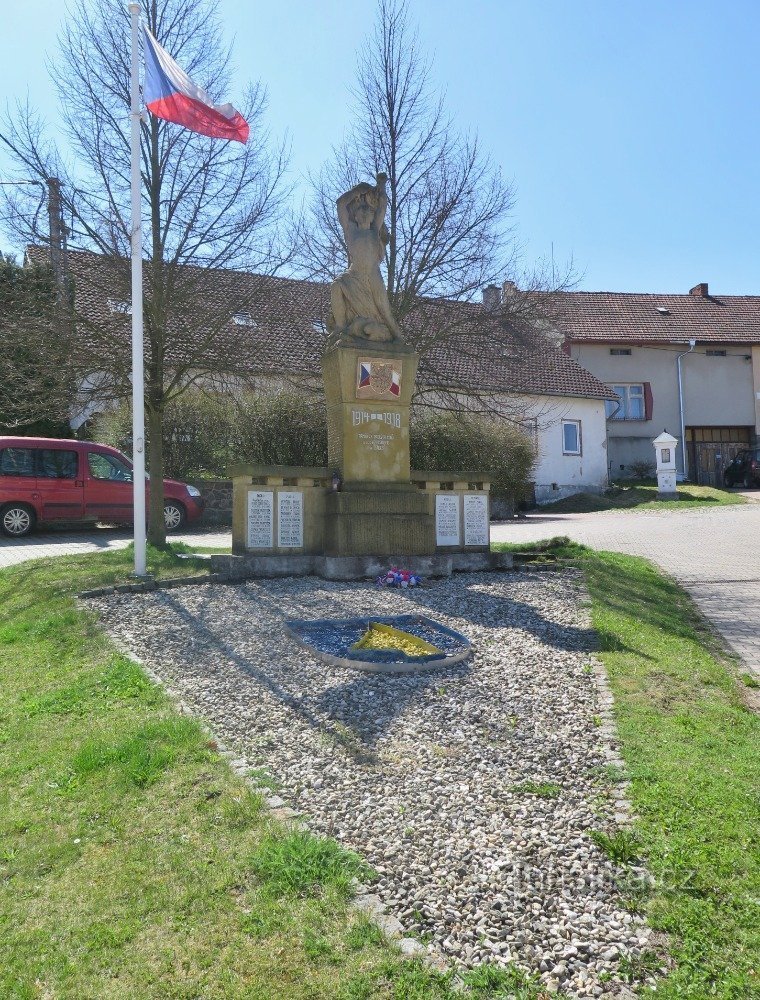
top-left (87, 570), bottom-right (653, 997)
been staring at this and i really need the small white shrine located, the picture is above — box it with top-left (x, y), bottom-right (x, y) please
top-left (653, 430), bottom-right (679, 498)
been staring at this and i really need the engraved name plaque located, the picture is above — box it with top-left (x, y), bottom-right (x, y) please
top-left (463, 493), bottom-right (489, 547)
top-left (247, 490), bottom-right (274, 549)
top-left (277, 491), bottom-right (304, 548)
top-left (435, 493), bottom-right (461, 547)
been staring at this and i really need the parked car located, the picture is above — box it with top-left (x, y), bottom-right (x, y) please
top-left (0, 437), bottom-right (204, 537)
top-left (723, 448), bottom-right (760, 488)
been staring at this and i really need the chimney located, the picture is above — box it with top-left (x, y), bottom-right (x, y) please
top-left (502, 280), bottom-right (517, 299)
top-left (689, 282), bottom-right (709, 297)
top-left (482, 284), bottom-right (500, 310)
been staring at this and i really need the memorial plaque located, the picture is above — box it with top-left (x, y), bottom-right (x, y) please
top-left (247, 490), bottom-right (274, 549)
top-left (435, 493), bottom-right (461, 547)
top-left (463, 493), bottom-right (489, 547)
top-left (277, 491), bottom-right (304, 548)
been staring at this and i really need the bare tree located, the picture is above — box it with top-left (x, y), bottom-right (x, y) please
top-left (0, 0), bottom-right (291, 545)
top-left (303, 0), bottom-right (572, 415)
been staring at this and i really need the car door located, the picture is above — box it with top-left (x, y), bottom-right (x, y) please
top-left (35, 447), bottom-right (85, 521)
top-left (0, 445), bottom-right (38, 508)
top-left (84, 450), bottom-right (136, 522)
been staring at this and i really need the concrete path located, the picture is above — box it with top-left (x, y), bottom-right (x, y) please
top-left (492, 497), bottom-right (760, 678)
top-left (0, 525), bottom-right (232, 570)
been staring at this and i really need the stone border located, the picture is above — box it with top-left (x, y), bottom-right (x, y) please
top-left (283, 614), bottom-right (472, 674)
top-left (212, 550), bottom-right (513, 582)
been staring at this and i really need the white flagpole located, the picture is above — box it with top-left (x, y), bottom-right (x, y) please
top-left (129, 2), bottom-right (147, 576)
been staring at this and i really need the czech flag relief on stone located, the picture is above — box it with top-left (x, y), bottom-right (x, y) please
top-left (142, 27), bottom-right (249, 143)
top-left (358, 363), bottom-right (372, 389)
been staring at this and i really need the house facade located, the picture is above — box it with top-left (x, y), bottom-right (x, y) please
top-left (557, 283), bottom-right (760, 483)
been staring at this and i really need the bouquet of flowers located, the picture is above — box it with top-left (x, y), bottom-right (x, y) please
top-left (375, 566), bottom-right (422, 588)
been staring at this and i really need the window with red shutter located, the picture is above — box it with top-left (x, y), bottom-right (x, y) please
top-left (644, 382), bottom-right (653, 421)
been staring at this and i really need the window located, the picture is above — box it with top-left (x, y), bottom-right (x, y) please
top-left (706, 349), bottom-right (727, 357)
top-left (606, 383), bottom-right (645, 420)
top-left (38, 450), bottom-right (78, 479)
top-left (232, 311), bottom-right (256, 327)
top-left (88, 452), bottom-right (133, 482)
top-left (0, 448), bottom-right (35, 477)
top-left (562, 420), bottom-right (582, 455)
top-left (609, 348), bottom-right (632, 356)
top-left (312, 319), bottom-right (326, 333)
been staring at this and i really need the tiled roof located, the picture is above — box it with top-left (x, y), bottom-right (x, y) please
top-left (31, 247), bottom-right (615, 401)
top-left (557, 289), bottom-right (760, 344)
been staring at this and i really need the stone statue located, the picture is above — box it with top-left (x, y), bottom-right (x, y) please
top-left (327, 172), bottom-right (403, 343)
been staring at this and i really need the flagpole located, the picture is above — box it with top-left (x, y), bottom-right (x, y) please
top-left (129, 1), bottom-right (147, 576)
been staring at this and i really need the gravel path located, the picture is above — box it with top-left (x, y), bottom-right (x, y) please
top-left (87, 571), bottom-right (652, 997)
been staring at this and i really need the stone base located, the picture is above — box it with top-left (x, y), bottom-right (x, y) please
top-left (324, 487), bottom-right (435, 556)
top-left (210, 551), bottom-right (514, 582)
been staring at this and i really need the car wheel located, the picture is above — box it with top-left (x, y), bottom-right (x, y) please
top-left (163, 501), bottom-right (186, 532)
top-left (723, 472), bottom-right (733, 488)
top-left (1, 503), bottom-right (35, 538)
top-left (743, 473), bottom-right (754, 489)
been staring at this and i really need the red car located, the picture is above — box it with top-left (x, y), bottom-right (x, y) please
top-left (0, 437), bottom-right (205, 537)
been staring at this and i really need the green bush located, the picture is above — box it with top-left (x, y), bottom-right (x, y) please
top-left (410, 409), bottom-right (534, 503)
top-left (94, 393), bottom-right (534, 502)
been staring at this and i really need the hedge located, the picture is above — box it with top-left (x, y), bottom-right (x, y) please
top-left (93, 392), bottom-right (534, 503)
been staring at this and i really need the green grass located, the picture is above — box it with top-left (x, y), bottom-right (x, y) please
top-left (495, 539), bottom-right (760, 998)
top-left (508, 781), bottom-right (562, 799)
top-left (537, 480), bottom-right (747, 513)
top-left (0, 544), bottom-right (469, 999)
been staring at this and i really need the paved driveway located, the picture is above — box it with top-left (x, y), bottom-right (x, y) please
top-left (492, 500), bottom-right (760, 678)
top-left (0, 525), bottom-right (232, 570)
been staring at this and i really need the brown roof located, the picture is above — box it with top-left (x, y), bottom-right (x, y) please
top-left (33, 247), bottom-right (615, 401)
top-left (557, 288), bottom-right (760, 345)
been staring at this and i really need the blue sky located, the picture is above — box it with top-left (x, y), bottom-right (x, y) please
top-left (1, 0), bottom-right (758, 294)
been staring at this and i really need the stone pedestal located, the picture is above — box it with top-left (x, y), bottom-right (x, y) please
top-left (322, 338), bottom-right (435, 556)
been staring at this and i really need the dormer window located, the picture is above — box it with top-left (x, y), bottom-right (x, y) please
top-left (232, 311), bottom-right (256, 327)
top-left (656, 306), bottom-right (670, 315)
top-left (107, 299), bottom-right (132, 315)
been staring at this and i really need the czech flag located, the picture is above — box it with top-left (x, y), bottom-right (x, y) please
top-left (142, 27), bottom-right (249, 143)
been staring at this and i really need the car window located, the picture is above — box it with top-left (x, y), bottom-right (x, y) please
top-left (38, 449), bottom-right (78, 479)
top-left (88, 452), bottom-right (133, 482)
top-left (0, 447), bottom-right (36, 477)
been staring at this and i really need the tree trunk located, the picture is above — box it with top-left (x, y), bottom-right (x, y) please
top-left (146, 403), bottom-right (166, 548)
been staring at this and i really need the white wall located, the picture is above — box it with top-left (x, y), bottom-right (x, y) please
top-left (518, 394), bottom-right (609, 503)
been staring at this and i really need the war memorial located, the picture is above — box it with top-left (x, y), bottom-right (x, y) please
top-left (215, 173), bottom-right (511, 583)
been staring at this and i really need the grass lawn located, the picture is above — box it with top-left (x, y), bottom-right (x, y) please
top-left (536, 480), bottom-right (748, 514)
top-left (0, 545), bottom-right (550, 1000)
top-left (495, 539), bottom-right (760, 999)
